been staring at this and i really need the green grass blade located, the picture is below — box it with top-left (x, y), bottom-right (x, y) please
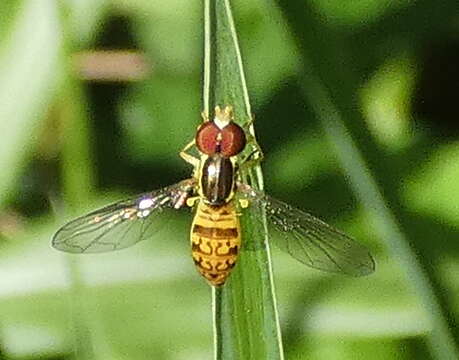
top-left (274, 2), bottom-right (459, 359)
top-left (56, 40), bottom-right (96, 360)
top-left (300, 69), bottom-right (459, 360)
top-left (301, 70), bottom-right (459, 360)
top-left (204, 1), bottom-right (284, 359)
top-left (58, 71), bottom-right (96, 360)
top-left (56, 8), bottom-right (116, 359)
top-left (0, 0), bottom-right (61, 206)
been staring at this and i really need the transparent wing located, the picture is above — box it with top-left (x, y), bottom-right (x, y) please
top-left (52, 179), bottom-right (196, 254)
top-left (238, 185), bottom-right (375, 276)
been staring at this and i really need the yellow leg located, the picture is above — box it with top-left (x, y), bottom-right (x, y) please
top-left (239, 113), bottom-right (264, 168)
top-left (239, 141), bottom-right (264, 170)
top-left (243, 114), bottom-right (254, 129)
top-left (201, 110), bottom-right (210, 122)
top-left (186, 196), bottom-right (200, 207)
top-left (180, 139), bottom-right (200, 168)
top-left (238, 199), bottom-right (249, 208)
top-left (235, 199), bottom-right (250, 217)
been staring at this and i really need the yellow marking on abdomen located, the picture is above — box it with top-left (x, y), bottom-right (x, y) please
top-left (191, 201), bottom-right (241, 286)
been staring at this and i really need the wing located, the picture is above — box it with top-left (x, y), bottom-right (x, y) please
top-left (238, 184), bottom-right (375, 276)
top-left (52, 179), bottom-right (196, 254)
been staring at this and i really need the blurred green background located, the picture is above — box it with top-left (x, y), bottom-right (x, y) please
top-left (1, 0), bottom-right (458, 359)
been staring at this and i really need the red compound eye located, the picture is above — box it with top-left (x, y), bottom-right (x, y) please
top-left (220, 122), bottom-right (246, 157)
top-left (196, 122), bottom-right (221, 155)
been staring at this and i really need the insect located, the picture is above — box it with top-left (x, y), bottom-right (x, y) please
top-left (52, 105), bottom-right (375, 286)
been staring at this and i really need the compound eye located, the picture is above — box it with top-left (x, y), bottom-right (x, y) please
top-left (220, 122), bottom-right (246, 157)
top-left (196, 122), bottom-right (221, 155)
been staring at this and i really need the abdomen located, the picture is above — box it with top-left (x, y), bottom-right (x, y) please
top-left (191, 201), bottom-right (240, 286)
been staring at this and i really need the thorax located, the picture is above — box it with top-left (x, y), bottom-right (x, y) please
top-left (198, 154), bottom-right (236, 206)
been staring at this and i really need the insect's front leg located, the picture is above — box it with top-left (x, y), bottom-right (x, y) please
top-left (201, 110), bottom-right (210, 122)
top-left (238, 114), bottom-right (264, 170)
top-left (179, 139), bottom-right (200, 168)
top-left (239, 140), bottom-right (264, 170)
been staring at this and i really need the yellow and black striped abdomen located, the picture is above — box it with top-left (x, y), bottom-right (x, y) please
top-left (191, 201), bottom-right (240, 286)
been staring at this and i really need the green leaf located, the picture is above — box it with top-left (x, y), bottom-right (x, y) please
top-left (204, 1), bottom-right (284, 359)
top-left (0, 0), bottom-right (61, 206)
top-left (274, 1), bottom-right (459, 359)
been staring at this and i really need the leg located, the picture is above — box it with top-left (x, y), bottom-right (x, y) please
top-left (238, 199), bottom-right (249, 209)
top-left (201, 110), bottom-right (210, 122)
top-left (241, 113), bottom-right (263, 161)
top-left (239, 140), bottom-right (264, 170)
top-left (186, 196), bottom-right (200, 207)
top-left (241, 113), bottom-right (255, 134)
top-left (180, 139), bottom-right (200, 168)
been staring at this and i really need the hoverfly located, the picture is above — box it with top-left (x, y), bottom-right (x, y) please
top-left (52, 106), bottom-right (375, 286)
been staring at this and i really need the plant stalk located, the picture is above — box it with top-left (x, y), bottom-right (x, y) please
top-left (204, 1), bottom-right (284, 359)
